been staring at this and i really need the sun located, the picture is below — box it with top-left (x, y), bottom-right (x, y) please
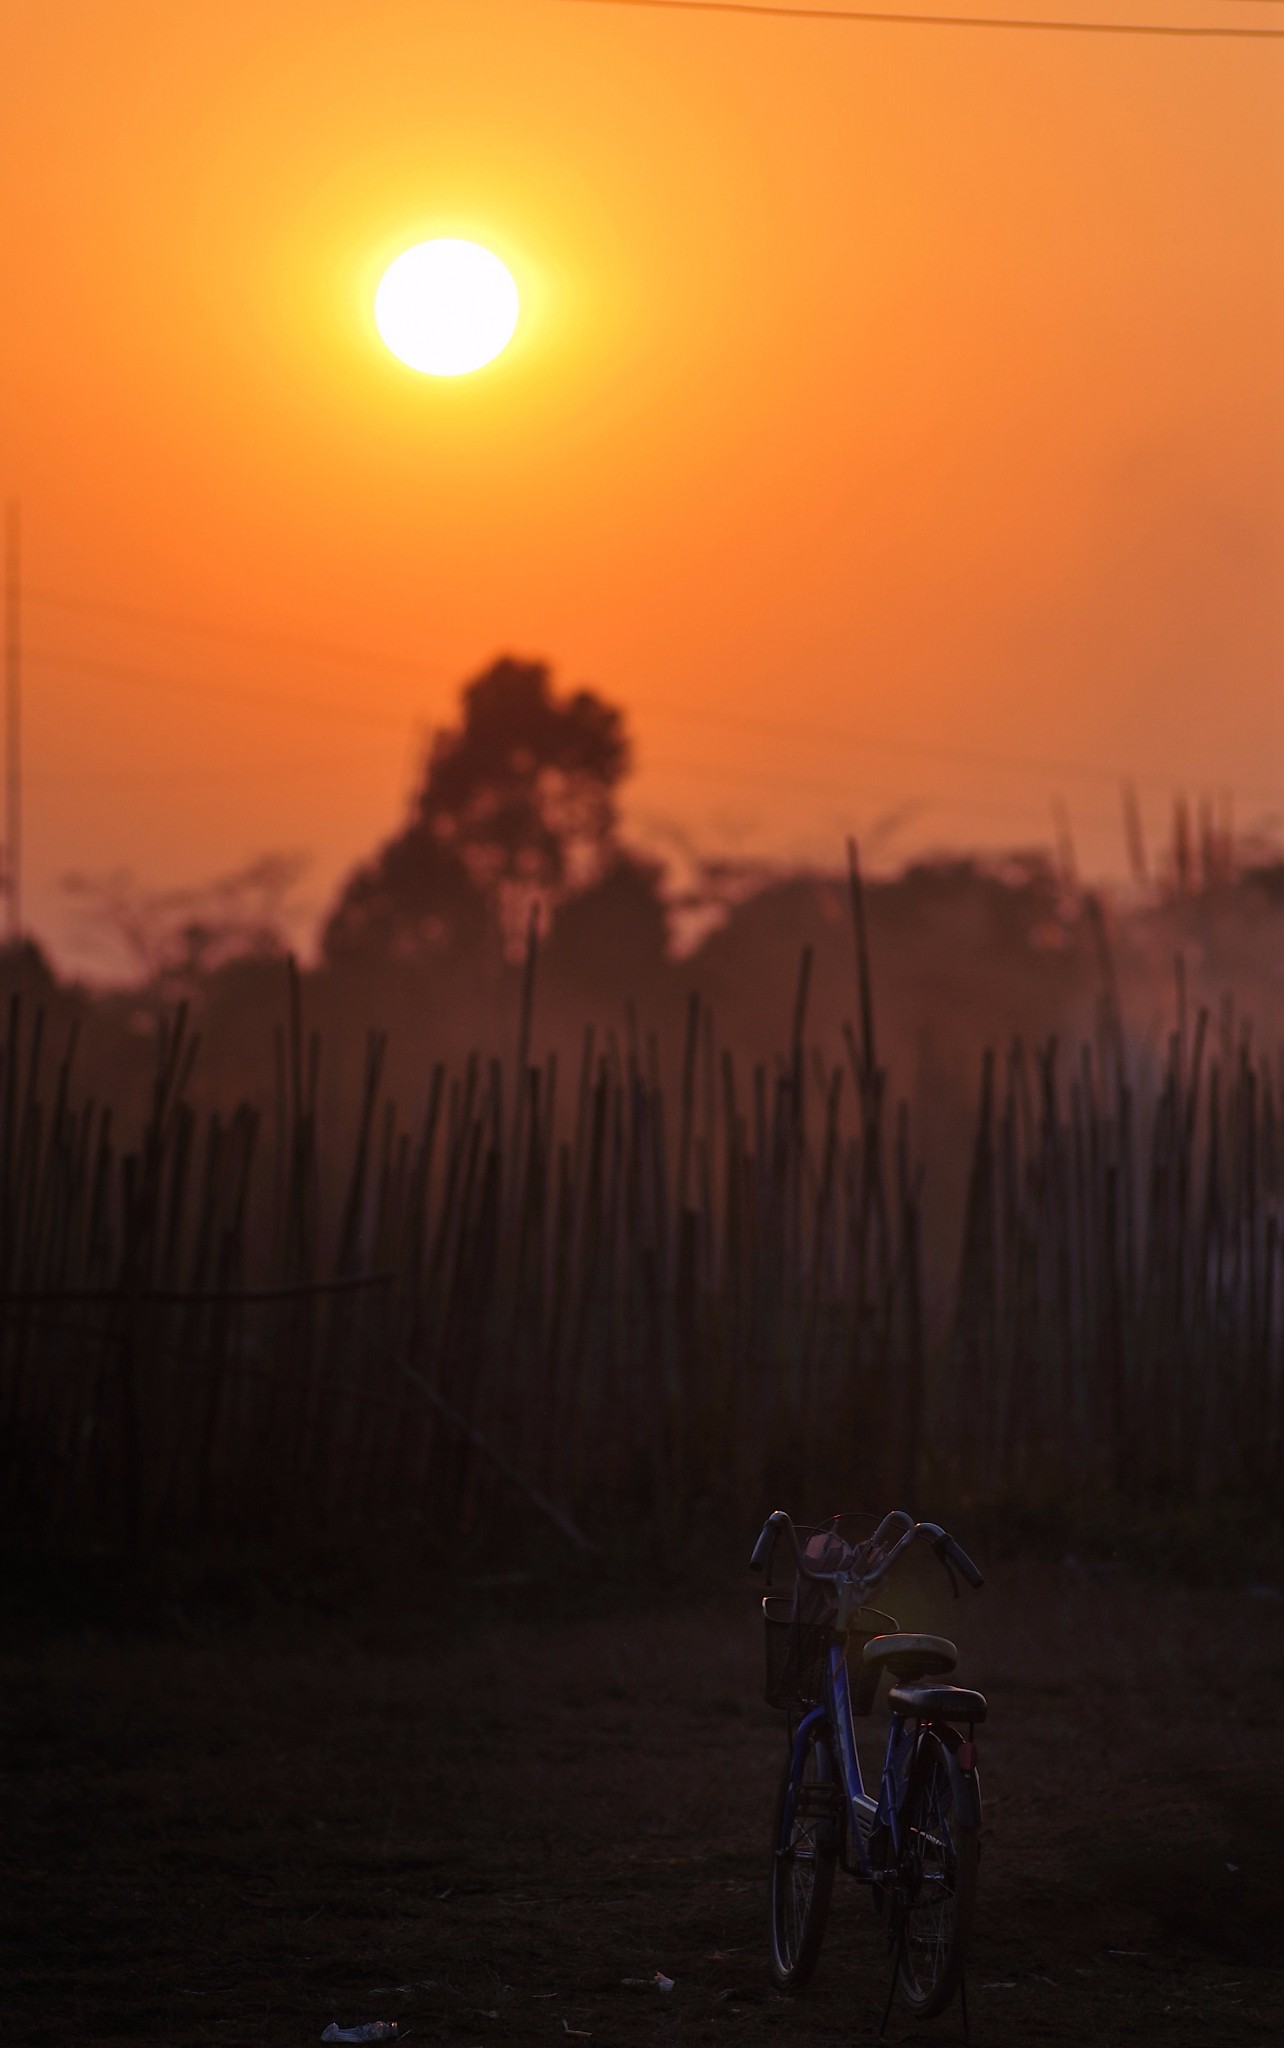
top-left (374, 239), bottom-right (520, 377)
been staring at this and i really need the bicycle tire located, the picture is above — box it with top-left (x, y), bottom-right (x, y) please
top-left (888, 1730), bottom-right (978, 2019)
top-left (767, 1721), bottom-right (837, 1990)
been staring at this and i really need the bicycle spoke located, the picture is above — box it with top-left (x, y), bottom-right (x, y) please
top-left (769, 1725), bottom-right (836, 1988)
top-left (891, 1742), bottom-right (976, 2019)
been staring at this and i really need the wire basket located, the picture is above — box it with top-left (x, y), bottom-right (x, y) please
top-left (762, 1595), bottom-right (833, 1707)
top-left (762, 1596), bottom-right (898, 1709)
top-left (759, 1513), bottom-right (902, 1709)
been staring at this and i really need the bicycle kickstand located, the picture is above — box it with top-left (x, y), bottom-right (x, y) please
top-left (958, 1963), bottom-right (971, 2047)
top-left (876, 1918), bottom-right (905, 2043)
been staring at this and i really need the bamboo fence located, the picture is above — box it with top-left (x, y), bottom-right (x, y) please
top-left (1, 870), bottom-right (1280, 1562)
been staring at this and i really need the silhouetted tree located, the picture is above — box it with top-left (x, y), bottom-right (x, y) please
top-left (542, 851), bottom-right (671, 999)
top-left (323, 655), bottom-right (630, 964)
top-left (321, 829), bottom-right (489, 969)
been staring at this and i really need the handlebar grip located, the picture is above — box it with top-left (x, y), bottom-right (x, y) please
top-left (945, 1535), bottom-right (984, 1589)
top-left (749, 1520), bottom-right (778, 1572)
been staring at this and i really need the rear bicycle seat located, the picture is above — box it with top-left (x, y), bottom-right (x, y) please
top-left (887, 1683), bottom-right (987, 1724)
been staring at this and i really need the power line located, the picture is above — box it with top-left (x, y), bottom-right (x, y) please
top-left (27, 650), bottom-right (427, 733)
top-left (27, 760), bottom-right (392, 789)
top-left (638, 752), bottom-right (1157, 832)
top-left (4, 505), bottom-right (20, 943)
top-left (669, 727), bottom-right (1283, 816)
top-left (21, 646), bottom-right (1282, 876)
top-left (29, 585), bottom-right (1284, 805)
top-left (25, 585), bottom-right (447, 684)
top-left (556, 0), bottom-right (1284, 37)
top-left (28, 644), bottom-right (1284, 815)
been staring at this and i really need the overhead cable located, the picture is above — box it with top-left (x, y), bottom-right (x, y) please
top-left (556, 0), bottom-right (1284, 40)
top-left (26, 646), bottom-right (1284, 813)
top-left (25, 585), bottom-right (445, 683)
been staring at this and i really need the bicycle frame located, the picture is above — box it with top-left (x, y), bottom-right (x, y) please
top-left (782, 1640), bottom-right (918, 1880)
top-left (782, 1642), bottom-right (982, 1888)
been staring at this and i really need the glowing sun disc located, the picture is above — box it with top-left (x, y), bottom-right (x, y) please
top-left (374, 239), bottom-right (519, 376)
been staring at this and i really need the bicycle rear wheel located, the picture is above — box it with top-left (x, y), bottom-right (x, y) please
top-left (768, 1720), bottom-right (837, 1990)
top-left (891, 1732), bottom-right (977, 2019)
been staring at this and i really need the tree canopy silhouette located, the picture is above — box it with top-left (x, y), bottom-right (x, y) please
top-left (323, 656), bottom-right (630, 965)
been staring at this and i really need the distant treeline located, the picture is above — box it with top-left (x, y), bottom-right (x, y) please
top-left (5, 656), bottom-right (1284, 1561)
top-left (41, 657), bottom-right (1284, 1143)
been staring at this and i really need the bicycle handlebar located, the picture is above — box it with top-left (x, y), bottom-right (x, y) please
top-left (748, 1507), bottom-right (983, 1596)
top-left (934, 1531), bottom-right (984, 1589)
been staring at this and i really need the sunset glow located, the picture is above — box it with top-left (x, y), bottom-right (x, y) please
top-left (7, 17), bottom-right (1284, 2019)
top-left (2, 0), bottom-right (1281, 971)
top-left (374, 239), bottom-right (520, 376)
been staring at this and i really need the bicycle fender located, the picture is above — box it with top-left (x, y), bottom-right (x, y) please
top-left (919, 1721), bottom-right (983, 1836)
top-left (787, 1705), bottom-right (829, 1784)
top-left (780, 1706), bottom-right (831, 1845)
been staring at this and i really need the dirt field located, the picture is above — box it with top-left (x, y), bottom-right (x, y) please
top-left (5, 1554), bottom-right (1283, 2047)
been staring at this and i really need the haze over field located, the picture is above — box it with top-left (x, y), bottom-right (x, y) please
top-left (6, 24), bottom-right (1284, 2048)
top-left (2, 0), bottom-right (1280, 974)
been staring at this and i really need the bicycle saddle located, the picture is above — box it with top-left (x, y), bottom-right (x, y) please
top-left (888, 1684), bottom-right (987, 1724)
top-left (861, 1632), bottom-right (958, 1681)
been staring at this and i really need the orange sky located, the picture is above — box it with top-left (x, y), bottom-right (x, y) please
top-left (2, 0), bottom-right (1281, 973)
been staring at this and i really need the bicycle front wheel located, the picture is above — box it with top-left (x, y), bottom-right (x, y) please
top-left (768, 1720), bottom-right (837, 1990)
top-left (891, 1732), bottom-right (978, 2019)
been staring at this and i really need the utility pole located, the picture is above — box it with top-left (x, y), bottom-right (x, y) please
top-left (4, 501), bottom-right (19, 944)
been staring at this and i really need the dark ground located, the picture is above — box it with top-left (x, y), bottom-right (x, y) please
top-left (5, 1554), bottom-right (1283, 2047)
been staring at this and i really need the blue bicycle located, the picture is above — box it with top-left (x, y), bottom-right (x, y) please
top-left (750, 1509), bottom-right (987, 2024)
